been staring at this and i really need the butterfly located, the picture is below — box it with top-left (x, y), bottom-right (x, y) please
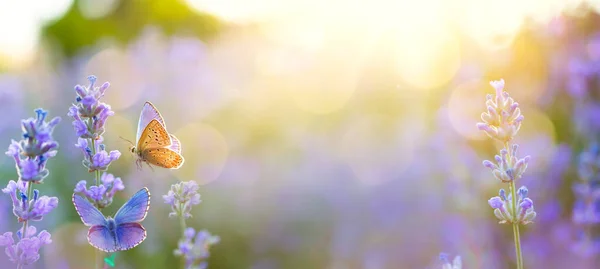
top-left (72, 188), bottom-right (150, 253)
top-left (126, 102), bottom-right (184, 170)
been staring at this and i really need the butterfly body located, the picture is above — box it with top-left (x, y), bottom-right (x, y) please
top-left (73, 188), bottom-right (150, 252)
top-left (129, 102), bottom-right (184, 170)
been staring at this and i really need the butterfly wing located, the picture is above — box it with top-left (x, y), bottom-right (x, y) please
top-left (73, 194), bottom-right (107, 226)
top-left (136, 102), bottom-right (166, 144)
top-left (169, 134), bottom-right (182, 154)
top-left (136, 119), bottom-right (172, 152)
top-left (142, 147), bottom-right (184, 169)
top-left (114, 188), bottom-right (151, 224)
top-left (115, 223), bottom-right (147, 251)
top-left (88, 225), bottom-right (118, 252)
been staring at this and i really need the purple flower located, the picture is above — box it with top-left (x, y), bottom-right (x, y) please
top-left (5, 108), bottom-right (60, 183)
top-left (69, 75), bottom-right (112, 139)
top-left (571, 143), bottom-right (600, 256)
top-left (174, 228), bottom-right (219, 268)
top-left (3, 179), bottom-right (58, 222)
top-left (476, 79), bottom-right (524, 142)
top-left (2, 109), bottom-right (59, 267)
top-left (90, 149), bottom-right (121, 171)
top-left (75, 137), bottom-right (121, 172)
top-left (439, 253), bottom-right (462, 269)
top-left (163, 181), bottom-right (202, 219)
top-left (0, 226), bottom-right (51, 266)
top-left (488, 187), bottom-right (536, 225)
top-left (73, 172), bottom-right (124, 209)
top-left (482, 144), bottom-right (530, 183)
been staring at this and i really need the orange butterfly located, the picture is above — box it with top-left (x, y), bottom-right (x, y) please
top-left (126, 102), bottom-right (184, 170)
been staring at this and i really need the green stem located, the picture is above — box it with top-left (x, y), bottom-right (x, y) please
top-left (179, 204), bottom-right (187, 269)
top-left (510, 181), bottom-right (524, 269)
top-left (505, 142), bottom-right (523, 269)
top-left (17, 182), bottom-right (34, 269)
top-left (90, 137), bottom-right (102, 269)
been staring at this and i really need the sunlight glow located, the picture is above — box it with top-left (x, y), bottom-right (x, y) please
top-left (0, 0), bottom-right (72, 67)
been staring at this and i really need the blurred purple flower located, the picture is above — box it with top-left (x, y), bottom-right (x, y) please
top-left (0, 226), bottom-right (51, 266)
top-left (174, 228), bottom-right (220, 269)
top-left (571, 143), bottom-right (600, 256)
top-left (439, 253), bottom-right (462, 269)
top-left (164, 181), bottom-right (202, 219)
top-left (476, 79), bottom-right (524, 142)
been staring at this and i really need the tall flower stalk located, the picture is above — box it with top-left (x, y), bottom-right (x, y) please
top-left (0, 108), bottom-right (61, 268)
top-left (68, 75), bottom-right (124, 268)
top-left (477, 79), bottom-right (536, 269)
top-left (572, 143), bottom-right (600, 256)
top-left (164, 181), bottom-right (219, 269)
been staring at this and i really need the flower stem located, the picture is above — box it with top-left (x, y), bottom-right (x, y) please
top-left (17, 181), bottom-right (34, 269)
top-left (505, 142), bottom-right (523, 269)
top-left (90, 137), bottom-right (101, 269)
top-left (179, 204), bottom-right (187, 269)
top-left (510, 181), bottom-right (524, 269)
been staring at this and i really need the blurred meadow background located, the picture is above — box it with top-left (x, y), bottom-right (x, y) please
top-left (2, 0), bottom-right (600, 268)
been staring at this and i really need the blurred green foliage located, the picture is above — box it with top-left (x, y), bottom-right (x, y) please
top-left (42, 0), bottom-right (222, 58)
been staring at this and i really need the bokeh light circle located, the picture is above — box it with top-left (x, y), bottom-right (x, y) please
top-left (173, 122), bottom-right (229, 185)
top-left (84, 47), bottom-right (145, 111)
top-left (447, 79), bottom-right (489, 140)
top-left (338, 113), bottom-right (425, 185)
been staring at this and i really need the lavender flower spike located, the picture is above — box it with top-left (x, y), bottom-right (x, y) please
top-left (476, 79), bottom-right (524, 142)
top-left (73, 172), bottom-right (124, 209)
top-left (6, 108), bottom-right (61, 183)
top-left (477, 79), bottom-right (532, 269)
top-left (571, 143), bottom-right (600, 256)
top-left (482, 144), bottom-right (531, 182)
top-left (439, 253), bottom-right (462, 269)
top-left (165, 181), bottom-right (218, 269)
top-left (2, 108), bottom-right (60, 268)
top-left (164, 181), bottom-right (202, 219)
top-left (175, 228), bottom-right (220, 269)
top-left (68, 76), bottom-right (112, 139)
top-left (0, 226), bottom-right (52, 266)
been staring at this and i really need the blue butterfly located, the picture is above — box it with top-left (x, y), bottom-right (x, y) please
top-left (73, 188), bottom-right (150, 252)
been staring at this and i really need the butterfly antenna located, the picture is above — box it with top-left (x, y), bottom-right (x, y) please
top-left (119, 136), bottom-right (134, 146)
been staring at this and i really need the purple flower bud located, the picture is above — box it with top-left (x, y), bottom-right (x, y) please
top-left (164, 181), bottom-right (202, 219)
top-left (482, 160), bottom-right (495, 169)
top-left (518, 186), bottom-right (528, 199)
top-left (29, 196), bottom-right (58, 221)
top-left (184, 228), bottom-right (196, 239)
top-left (19, 159), bottom-right (39, 181)
top-left (499, 189), bottom-right (507, 200)
top-left (86, 185), bottom-right (107, 202)
top-left (74, 85), bottom-right (86, 97)
top-left (89, 149), bottom-right (121, 171)
top-left (74, 180), bottom-right (87, 193)
top-left (488, 197), bottom-right (504, 209)
top-left (520, 198), bottom-right (533, 210)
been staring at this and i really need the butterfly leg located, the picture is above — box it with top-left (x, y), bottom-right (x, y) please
top-left (135, 159), bottom-right (143, 171)
top-left (145, 161), bottom-right (155, 172)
